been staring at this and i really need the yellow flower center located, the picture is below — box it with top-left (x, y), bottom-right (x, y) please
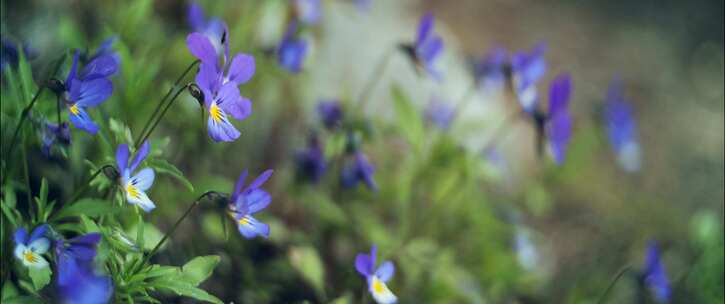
top-left (372, 277), bottom-right (385, 294)
top-left (238, 216), bottom-right (250, 226)
top-left (209, 103), bottom-right (223, 123)
top-left (69, 104), bottom-right (80, 115)
top-left (126, 183), bottom-right (140, 199)
top-left (23, 250), bottom-right (37, 263)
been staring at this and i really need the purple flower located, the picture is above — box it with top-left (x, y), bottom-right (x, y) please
top-left (187, 1), bottom-right (227, 58)
top-left (317, 100), bottom-right (343, 129)
top-left (424, 98), bottom-right (455, 130)
top-left (341, 152), bottom-right (376, 191)
top-left (545, 73), bottom-right (572, 165)
top-left (293, 0), bottom-right (322, 25)
top-left (13, 224), bottom-right (50, 268)
top-left (229, 169), bottom-right (274, 239)
top-left (1, 38), bottom-right (34, 72)
top-left (55, 233), bottom-right (113, 304)
top-left (413, 12), bottom-right (444, 80)
top-left (277, 22), bottom-right (308, 74)
top-left (641, 241), bottom-right (671, 303)
top-left (605, 78), bottom-right (641, 172)
top-left (81, 37), bottom-right (121, 72)
top-left (511, 43), bottom-right (546, 113)
top-left (40, 121), bottom-right (72, 157)
top-left (116, 141), bottom-right (156, 212)
top-left (473, 47), bottom-right (508, 91)
top-left (295, 134), bottom-right (326, 183)
top-left (355, 245), bottom-right (397, 304)
top-left (63, 50), bottom-right (115, 134)
top-left (187, 22), bottom-right (255, 142)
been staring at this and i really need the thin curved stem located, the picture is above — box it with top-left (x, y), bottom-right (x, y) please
top-left (356, 47), bottom-right (395, 113)
top-left (135, 84), bottom-right (191, 149)
top-left (135, 60), bottom-right (199, 148)
top-left (596, 265), bottom-right (632, 304)
top-left (137, 191), bottom-right (218, 270)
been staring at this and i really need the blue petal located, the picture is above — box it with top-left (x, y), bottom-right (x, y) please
top-left (236, 215), bottom-right (269, 239)
top-left (375, 261), bottom-right (395, 283)
top-left (187, 33), bottom-right (218, 67)
top-left (80, 54), bottom-right (118, 80)
top-left (415, 12), bottom-right (434, 49)
top-left (548, 73), bottom-right (571, 117)
top-left (14, 227), bottom-right (28, 245)
top-left (226, 53), bottom-right (255, 85)
top-left (231, 170), bottom-right (249, 203)
top-left (216, 82), bottom-right (251, 121)
top-left (70, 78), bottom-right (113, 108)
top-left (355, 253), bottom-right (373, 277)
top-left (129, 141), bottom-right (150, 173)
top-left (69, 105), bottom-right (99, 134)
top-left (207, 109), bottom-right (240, 142)
top-left (187, 2), bottom-right (206, 31)
top-left (116, 144), bottom-right (129, 173)
top-left (246, 169), bottom-right (273, 192)
top-left (547, 111), bottom-right (572, 165)
top-left (28, 224), bottom-right (49, 244)
top-left (65, 50), bottom-right (79, 87)
top-left (245, 189), bottom-right (271, 215)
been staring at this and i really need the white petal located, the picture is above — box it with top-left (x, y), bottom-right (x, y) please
top-left (369, 276), bottom-right (397, 304)
top-left (126, 189), bottom-right (156, 212)
top-left (130, 168), bottom-right (155, 191)
top-left (28, 238), bottom-right (50, 254)
top-left (14, 244), bottom-right (27, 261)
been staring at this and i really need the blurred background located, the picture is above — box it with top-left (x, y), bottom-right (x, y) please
top-left (2, 0), bottom-right (723, 303)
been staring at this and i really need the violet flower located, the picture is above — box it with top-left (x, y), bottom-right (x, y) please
top-left (277, 22), bottom-right (308, 74)
top-left (411, 12), bottom-right (444, 80)
top-left (317, 100), bottom-right (343, 129)
top-left (116, 141), bottom-right (156, 212)
top-left (640, 241), bottom-right (671, 303)
top-left (295, 134), bottom-right (327, 183)
top-left (228, 169), bottom-right (274, 239)
top-left (13, 224), bottom-right (50, 268)
top-left (605, 78), bottom-right (641, 172)
top-left (473, 47), bottom-right (508, 91)
top-left (545, 73), bottom-right (572, 165)
top-left (55, 233), bottom-right (112, 304)
top-left (40, 121), bottom-right (71, 157)
top-left (355, 245), bottom-right (397, 304)
top-left (341, 151), bottom-right (376, 191)
top-left (511, 43), bottom-right (546, 113)
top-left (63, 50), bottom-right (116, 134)
top-left (187, 1), bottom-right (228, 58)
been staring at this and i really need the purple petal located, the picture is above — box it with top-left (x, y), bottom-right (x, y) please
top-left (116, 144), bottom-right (129, 172)
top-left (375, 261), bottom-right (395, 282)
top-left (245, 189), bottom-right (271, 214)
top-left (65, 50), bottom-right (79, 87)
top-left (72, 78), bottom-right (113, 108)
top-left (14, 227), bottom-right (28, 245)
top-left (129, 140), bottom-right (150, 173)
top-left (195, 62), bottom-right (221, 94)
top-left (204, 19), bottom-right (229, 62)
top-left (415, 12), bottom-right (434, 49)
top-left (236, 215), bottom-right (269, 239)
top-left (80, 54), bottom-right (118, 80)
top-left (68, 105), bottom-right (99, 134)
top-left (548, 73), bottom-right (571, 117)
top-left (644, 241), bottom-right (671, 302)
top-left (355, 253), bottom-right (373, 277)
top-left (187, 2), bottom-right (206, 31)
top-left (369, 245), bottom-right (377, 268)
top-left (28, 224), bottom-right (49, 244)
top-left (216, 82), bottom-right (251, 121)
top-left (231, 170), bottom-right (249, 203)
top-left (547, 111), bottom-right (572, 165)
top-left (226, 53), bottom-right (255, 85)
top-left (246, 169), bottom-right (273, 192)
top-left (207, 111), bottom-right (240, 142)
top-left (277, 33), bottom-right (307, 73)
top-left (187, 33), bottom-right (218, 66)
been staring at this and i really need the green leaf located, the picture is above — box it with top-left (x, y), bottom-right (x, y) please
top-left (34, 178), bottom-right (49, 222)
top-left (28, 266), bottom-right (51, 291)
top-left (288, 246), bottom-right (325, 297)
top-left (17, 51), bottom-right (35, 101)
top-left (152, 279), bottom-right (223, 304)
top-left (145, 265), bottom-right (179, 279)
top-left (52, 198), bottom-right (119, 221)
top-left (2, 281), bottom-right (19, 300)
top-left (391, 85), bottom-right (425, 152)
top-left (109, 118), bottom-right (134, 146)
top-left (179, 255), bottom-right (220, 286)
top-left (147, 158), bottom-right (194, 192)
top-left (127, 222), bottom-right (163, 251)
top-left (2, 296), bottom-right (43, 304)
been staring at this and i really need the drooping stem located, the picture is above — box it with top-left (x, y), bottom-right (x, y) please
top-left (137, 191), bottom-right (218, 270)
top-left (134, 60), bottom-right (199, 148)
top-left (356, 47), bottom-right (395, 112)
top-left (596, 266), bottom-right (632, 304)
top-left (135, 84), bottom-right (192, 149)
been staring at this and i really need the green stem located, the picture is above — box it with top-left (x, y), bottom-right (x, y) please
top-left (596, 266), bottom-right (632, 304)
top-left (22, 141), bottom-right (33, 221)
top-left (137, 191), bottom-right (217, 270)
top-left (356, 47), bottom-right (395, 113)
top-left (65, 164), bottom-right (115, 205)
top-left (135, 60), bottom-right (199, 147)
top-left (135, 84), bottom-right (191, 149)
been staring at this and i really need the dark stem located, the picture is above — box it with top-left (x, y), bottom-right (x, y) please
top-left (356, 47), bottom-right (395, 112)
top-left (134, 60), bottom-right (199, 148)
top-left (596, 266), bottom-right (632, 304)
top-left (135, 84), bottom-right (192, 149)
top-left (137, 191), bottom-right (217, 270)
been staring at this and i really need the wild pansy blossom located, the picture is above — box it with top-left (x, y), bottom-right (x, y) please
top-left (63, 50), bottom-right (117, 134)
top-left (355, 245), bottom-right (397, 304)
top-left (187, 1), bottom-right (227, 58)
top-left (80, 36), bottom-right (121, 69)
top-left (473, 47), bottom-right (508, 91)
top-left (640, 241), bottom-right (671, 303)
top-left (605, 78), bottom-right (641, 172)
top-left (116, 141), bottom-right (156, 212)
top-left (293, 0), bottom-right (322, 25)
top-left (341, 151), bottom-right (377, 191)
top-left (511, 43), bottom-right (546, 113)
top-left (40, 121), bottom-right (71, 157)
top-left (409, 12), bottom-right (444, 80)
top-left (295, 134), bottom-right (326, 183)
top-left (55, 233), bottom-right (113, 304)
top-left (317, 100), bottom-right (343, 129)
top-left (228, 169), bottom-right (274, 239)
top-left (277, 22), bottom-right (308, 74)
top-left (187, 21), bottom-right (255, 142)
top-left (545, 73), bottom-right (572, 165)
top-left (424, 98), bottom-right (455, 130)
top-left (13, 224), bottom-right (50, 268)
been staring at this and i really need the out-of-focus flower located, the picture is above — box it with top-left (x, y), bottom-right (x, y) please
top-left (473, 47), bottom-right (508, 91)
top-left (40, 121), bottom-right (72, 157)
top-left (355, 245), bottom-right (397, 304)
top-left (411, 12), bottom-right (444, 80)
top-left (1, 38), bottom-right (35, 72)
top-left (513, 227), bottom-right (539, 271)
top-left (187, 1), bottom-right (228, 58)
top-left (545, 73), bottom-right (572, 165)
top-left (116, 141), bottom-right (156, 212)
top-left (187, 22), bottom-right (255, 142)
top-left (81, 37), bottom-right (121, 70)
top-left (640, 241), bottom-right (671, 303)
top-left (292, 0), bottom-right (322, 25)
top-left (317, 100), bottom-right (343, 129)
top-left (13, 224), bottom-right (50, 268)
top-left (341, 151), bottom-right (376, 191)
top-left (605, 78), bottom-right (641, 172)
top-left (511, 43), bottom-right (546, 113)
top-left (55, 233), bottom-right (113, 304)
top-left (424, 98), bottom-right (455, 130)
top-left (277, 22), bottom-right (308, 74)
top-left (229, 169), bottom-right (274, 239)
top-left (63, 50), bottom-right (116, 134)
top-left (295, 134), bottom-right (327, 183)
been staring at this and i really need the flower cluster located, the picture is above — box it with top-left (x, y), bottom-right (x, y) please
top-left (355, 245), bottom-right (398, 304)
